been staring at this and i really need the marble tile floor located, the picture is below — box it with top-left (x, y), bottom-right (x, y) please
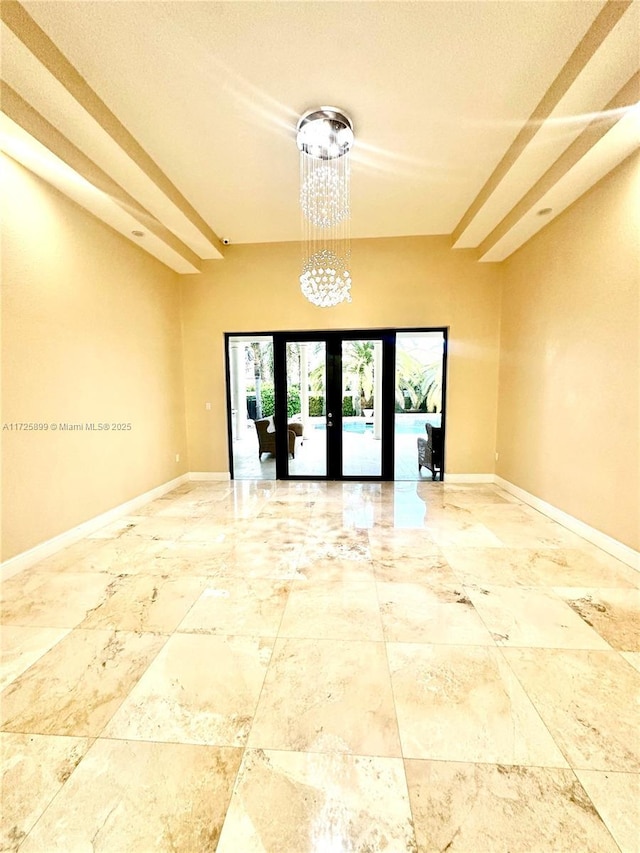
top-left (1, 480), bottom-right (639, 852)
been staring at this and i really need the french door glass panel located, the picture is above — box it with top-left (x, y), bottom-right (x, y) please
top-left (286, 341), bottom-right (327, 476)
top-left (394, 331), bottom-right (444, 480)
top-left (341, 339), bottom-right (382, 477)
top-left (228, 335), bottom-right (276, 480)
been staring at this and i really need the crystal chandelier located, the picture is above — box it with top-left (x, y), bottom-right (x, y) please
top-left (296, 107), bottom-right (354, 307)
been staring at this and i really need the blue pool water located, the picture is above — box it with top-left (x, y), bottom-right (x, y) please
top-left (315, 416), bottom-right (440, 435)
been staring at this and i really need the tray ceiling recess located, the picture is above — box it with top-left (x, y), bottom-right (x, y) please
top-left (1, 0), bottom-right (638, 272)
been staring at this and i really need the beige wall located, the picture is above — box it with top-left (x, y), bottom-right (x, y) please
top-left (179, 236), bottom-right (502, 475)
top-left (497, 153), bottom-right (640, 550)
top-left (1, 155), bottom-right (188, 560)
top-left (7, 148), bottom-right (635, 561)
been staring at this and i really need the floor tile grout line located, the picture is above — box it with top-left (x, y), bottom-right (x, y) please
top-left (86, 630), bottom-right (173, 744)
top-left (369, 542), bottom-right (419, 848)
top-left (496, 643), bottom-right (628, 853)
top-left (491, 640), bottom-right (600, 777)
top-left (451, 578), bottom-right (620, 653)
top-left (214, 479), bottom-right (312, 840)
top-left (169, 573), bottom-right (220, 635)
top-left (453, 587), bottom-right (554, 748)
top-left (405, 486), bottom-right (633, 850)
top-left (237, 543), bottom-right (297, 770)
top-left (4, 728), bottom-right (637, 774)
top-left (4, 479), bottom-right (638, 850)
top-left (90, 481), bottom-right (258, 845)
top-left (9, 732), bottom-right (102, 851)
top-left (454, 551), bottom-right (614, 781)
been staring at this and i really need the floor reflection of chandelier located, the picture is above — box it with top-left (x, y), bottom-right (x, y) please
top-left (296, 107), bottom-right (354, 308)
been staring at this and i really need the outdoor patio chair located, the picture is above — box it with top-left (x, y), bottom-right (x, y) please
top-left (417, 422), bottom-right (443, 480)
top-left (254, 418), bottom-right (300, 460)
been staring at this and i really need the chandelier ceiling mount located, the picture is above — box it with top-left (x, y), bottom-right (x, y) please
top-left (296, 107), bottom-right (354, 161)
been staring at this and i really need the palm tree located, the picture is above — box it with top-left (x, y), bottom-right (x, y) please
top-left (343, 341), bottom-right (375, 412)
top-left (395, 351), bottom-right (442, 412)
top-left (420, 359), bottom-right (442, 412)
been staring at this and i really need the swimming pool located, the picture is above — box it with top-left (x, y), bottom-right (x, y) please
top-left (314, 415), bottom-right (440, 435)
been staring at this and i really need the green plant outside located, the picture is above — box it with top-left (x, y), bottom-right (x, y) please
top-left (342, 396), bottom-right (355, 416)
top-left (286, 386), bottom-right (301, 418)
top-left (309, 396), bottom-right (324, 417)
top-left (260, 385), bottom-right (275, 417)
top-left (258, 384), bottom-right (301, 419)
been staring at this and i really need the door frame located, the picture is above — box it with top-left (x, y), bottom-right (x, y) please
top-left (273, 329), bottom-right (397, 480)
top-left (224, 326), bottom-right (448, 482)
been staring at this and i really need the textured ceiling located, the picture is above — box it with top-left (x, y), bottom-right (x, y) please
top-left (1, 0), bottom-right (638, 272)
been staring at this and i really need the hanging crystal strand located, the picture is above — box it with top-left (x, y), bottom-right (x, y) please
top-left (300, 149), bottom-right (305, 287)
top-left (344, 151), bottom-right (352, 301)
top-left (298, 110), bottom-right (354, 307)
top-left (339, 153), bottom-right (344, 297)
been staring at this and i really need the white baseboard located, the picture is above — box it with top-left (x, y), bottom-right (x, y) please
top-left (1, 474), bottom-right (189, 581)
top-left (189, 472), bottom-right (231, 481)
top-left (444, 473), bottom-right (495, 483)
top-left (494, 476), bottom-right (640, 571)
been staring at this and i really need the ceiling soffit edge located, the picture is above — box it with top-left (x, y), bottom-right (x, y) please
top-left (0, 0), bottom-right (224, 259)
top-left (451, 0), bottom-right (632, 246)
top-left (476, 71), bottom-right (640, 259)
top-left (1, 82), bottom-right (203, 272)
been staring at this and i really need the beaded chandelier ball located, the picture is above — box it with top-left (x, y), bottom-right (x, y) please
top-left (299, 248), bottom-right (352, 308)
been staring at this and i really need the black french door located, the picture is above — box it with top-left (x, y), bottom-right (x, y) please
top-left (272, 330), bottom-right (396, 480)
top-left (225, 326), bottom-right (448, 482)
